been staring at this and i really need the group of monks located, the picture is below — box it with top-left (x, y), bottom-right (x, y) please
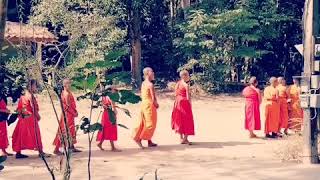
top-left (0, 67), bottom-right (196, 160)
top-left (243, 76), bottom-right (304, 138)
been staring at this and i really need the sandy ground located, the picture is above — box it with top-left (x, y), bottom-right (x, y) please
top-left (1, 93), bottom-right (320, 180)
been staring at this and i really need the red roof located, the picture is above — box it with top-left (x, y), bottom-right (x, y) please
top-left (5, 21), bottom-right (57, 44)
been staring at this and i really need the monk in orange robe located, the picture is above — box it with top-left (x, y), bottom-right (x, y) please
top-left (287, 78), bottom-right (303, 132)
top-left (53, 79), bottom-right (81, 155)
top-left (133, 67), bottom-right (159, 149)
top-left (264, 77), bottom-right (280, 138)
top-left (277, 77), bottom-right (289, 135)
top-left (242, 77), bottom-right (261, 138)
top-left (171, 70), bottom-right (195, 144)
top-left (0, 97), bottom-right (11, 156)
top-left (97, 86), bottom-right (121, 152)
top-left (12, 79), bottom-right (50, 159)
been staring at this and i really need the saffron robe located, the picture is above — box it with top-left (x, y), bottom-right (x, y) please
top-left (242, 86), bottom-right (261, 131)
top-left (171, 80), bottom-right (195, 135)
top-left (264, 86), bottom-right (280, 134)
top-left (96, 96), bottom-right (118, 141)
top-left (53, 91), bottom-right (77, 148)
top-left (287, 85), bottom-right (303, 131)
top-left (12, 95), bottom-right (43, 152)
top-left (277, 85), bottom-right (289, 129)
top-left (132, 83), bottom-right (157, 141)
top-left (0, 100), bottom-right (8, 149)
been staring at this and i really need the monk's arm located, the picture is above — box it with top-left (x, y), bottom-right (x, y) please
top-left (257, 89), bottom-right (262, 104)
top-left (174, 83), bottom-right (179, 96)
top-left (186, 83), bottom-right (191, 101)
top-left (150, 84), bottom-right (159, 108)
top-left (111, 100), bottom-right (118, 115)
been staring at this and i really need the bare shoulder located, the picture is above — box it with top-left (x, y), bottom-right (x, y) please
top-left (145, 81), bottom-right (154, 89)
top-left (62, 90), bottom-right (70, 98)
top-left (25, 93), bottom-right (32, 101)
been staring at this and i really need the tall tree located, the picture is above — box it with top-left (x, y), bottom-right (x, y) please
top-left (127, 0), bottom-right (142, 88)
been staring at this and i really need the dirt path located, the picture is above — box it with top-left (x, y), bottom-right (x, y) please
top-left (1, 94), bottom-right (319, 180)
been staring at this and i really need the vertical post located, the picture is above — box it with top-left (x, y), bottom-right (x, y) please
top-left (302, 0), bottom-right (319, 164)
top-left (0, 0), bottom-right (8, 64)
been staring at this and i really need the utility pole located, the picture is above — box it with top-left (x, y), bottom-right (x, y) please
top-left (302, 0), bottom-right (319, 164)
top-left (0, 0), bottom-right (8, 64)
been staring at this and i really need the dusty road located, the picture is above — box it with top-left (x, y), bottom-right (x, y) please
top-left (1, 93), bottom-right (319, 180)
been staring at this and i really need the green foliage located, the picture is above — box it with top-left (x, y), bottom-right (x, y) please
top-left (174, 0), bottom-right (304, 92)
top-left (0, 66), bottom-right (26, 102)
top-left (107, 107), bottom-right (117, 125)
top-left (79, 117), bottom-right (103, 134)
top-left (30, 0), bottom-right (126, 78)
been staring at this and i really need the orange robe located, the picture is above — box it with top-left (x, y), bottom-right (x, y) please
top-left (264, 86), bottom-right (280, 134)
top-left (277, 85), bottom-right (289, 129)
top-left (0, 99), bottom-right (8, 149)
top-left (132, 83), bottom-right (157, 141)
top-left (53, 90), bottom-right (77, 148)
top-left (287, 85), bottom-right (303, 131)
top-left (12, 95), bottom-right (43, 152)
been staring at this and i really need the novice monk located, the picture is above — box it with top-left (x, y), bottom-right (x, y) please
top-left (133, 67), bottom-right (159, 149)
top-left (171, 70), bottom-right (195, 144)
top-left (287, 78), bottom-right (303, 132)
top-left (53, 79), bottom-right (81, 155)
top-left (97, 86), bottom-right (121, 152)
top-left (277, 77), bottom-right (289, 135)
top-left (0, 96), bottom-right (12, 156)
top-left (242, 77), bottom-right (261, 138)
top-left (12, 79), bottom-right (50, 159)
top-left (264, 77), bottom-right (281, 138)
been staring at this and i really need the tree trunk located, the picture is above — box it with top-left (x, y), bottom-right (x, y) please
top-left (0, 0), bottom-right (7, 64)
top-left (128, 0), bottom-right (142, 88)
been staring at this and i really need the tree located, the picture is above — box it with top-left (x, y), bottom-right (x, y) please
top-left (127, 0), bottom-right (143, 88)
top-left (174, 0), bottom-right (304, 92)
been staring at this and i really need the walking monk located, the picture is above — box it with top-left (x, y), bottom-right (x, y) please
top-left (242, 77), bottom-right (261, 138)
top-left (133, 67), bottom-right (159, 149)
top-left (287, 78), bottom-right (303, 132)
top-left (12, 79), bottom-right (50, 159)
top-left (171, 70), bottom-right (195, 144)
top-left (277, 77), bottom-right (289, 135)
top-left (97, 85), bottom-right (121, 152)
top-left (0, 96), bottom-right (12, 156)
top-left (264, 77), bottom-right (280, 138)
top-left (53, 79), bottom-right (81, 155)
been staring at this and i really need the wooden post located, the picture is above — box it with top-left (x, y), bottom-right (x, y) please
top-left (302, 0), bottom-right (319, 164)
top-left (0, 0), bottom-right (7, 64)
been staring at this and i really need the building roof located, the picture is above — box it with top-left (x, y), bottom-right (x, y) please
top-left (5, 21), bottom-right (57, 44)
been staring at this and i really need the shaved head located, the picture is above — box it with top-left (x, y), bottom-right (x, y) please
top-left (143, 67), bottom-right (155, 81)
top-left (277, 77), bottom-right (286, 85)
top-left (249, 76), bottom-right (258, 86)
top-left (179, 70), bottom-right (189, 77)
top-left (63, 78), bottom-right (72, 91)
top-left (63, 78), bottom-right (71, 86)
top-left (269, 77), bottom-right (277, 87)
top-left (143, 67), bottom-right (153, 76)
